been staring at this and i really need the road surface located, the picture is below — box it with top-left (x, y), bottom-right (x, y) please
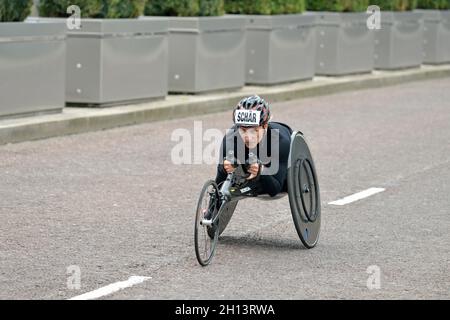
top-left (0, 78), bottom-right (449, 299)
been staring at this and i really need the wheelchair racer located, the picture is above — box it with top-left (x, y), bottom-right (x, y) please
top-left (205, 95), bottom-right (293, 230)
top-left (215, 95), bottom-right (292, 196)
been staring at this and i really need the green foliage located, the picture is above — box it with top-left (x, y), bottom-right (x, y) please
top-left (306, 0), bottom-right (369, 12)
top-left (39, 0), bottom-right (145, 18)
top-left (39, 0), bottom-right (103, 17)
top-left (145, 0), bottom-right (199, 16)
top-left (374, 0), bottom-right (418, 11)
top-left (225, 0), bottom-right (305, 14)
top-left (105, 0), bottom-right (145, 18)
top-left (225, 0), bottom-right (271, 14)
top-left (144, 0), bottom-right (225, 16)
top-left (0, 0), bottom-right (33, 22)
top-left (199, 0), bottom-right (225, 15)
top-left (416, 0), bottom-right (449, 9)
top-left (225, 0), bottom-right (272, 14)
top-left (279, 0), bottom-right (306, 13)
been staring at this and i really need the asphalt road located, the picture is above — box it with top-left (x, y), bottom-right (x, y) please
top-left (0, 77), bottom-right (449, 300)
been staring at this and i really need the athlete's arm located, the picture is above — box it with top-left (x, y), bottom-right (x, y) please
top-left (258, 130), bottom-right (290, 196)
top-left (259, 161), bottom-right (287, 196)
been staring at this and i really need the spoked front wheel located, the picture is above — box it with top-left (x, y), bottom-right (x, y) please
top-left (194, 180), bottom-right (220, 266)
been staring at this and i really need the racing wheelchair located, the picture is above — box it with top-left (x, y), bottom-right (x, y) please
top-left (194, 126), bottom-right (321, 266)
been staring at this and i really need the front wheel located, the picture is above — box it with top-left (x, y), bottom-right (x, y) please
top-left (194, 180), bottom-right (220, 266)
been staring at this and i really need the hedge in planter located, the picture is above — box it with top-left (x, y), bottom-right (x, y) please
top-left (143, 0), bottom-right (245, 93)
top-left (376, 0), bottom-right (418, 11)
top-left (0, 0), bottom-right (66, 118)
top-left (39, 0), bottom-right (103, 18)
top-left (416, 0), bottom-right (450, 64)
top-left (225, 0), bottom-right (315, 85)
top-left (145, 0), bottom-right (224, 16)
top-left (0, 0), bottom-right (33, 22)
top-left (106, 0), bottom-right (146, 18)
top-left (36, 0), bottom-right (168, 107)
top-left (39, 0), bottom-right (145, 18)
top-left (306, 0), bottom-right (368, 12)
top-left (306, 0), bottom-right (374, 76)
top-left (373, 0), bottom-right (424, 69)
top-left (417, 0), bottom-right (449, 9)
top-left (225, 0), bottom-right (305, 14)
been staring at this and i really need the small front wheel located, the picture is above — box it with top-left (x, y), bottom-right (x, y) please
top-left (194, 180), bottom-right (220, 266)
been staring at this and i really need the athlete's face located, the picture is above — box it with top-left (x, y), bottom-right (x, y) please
top-left (238, 124), bottom-right (268, 149)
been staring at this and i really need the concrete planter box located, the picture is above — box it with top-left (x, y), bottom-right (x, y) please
top-left (238, 14), bottom-right (316, 85)
top-left (374, 12), bottom-right (424, 70)
top-left (307, 12), bottom-right (374, 76)
top-left (27, 18), bottom-right (169, 107)
top-left (0, 22), bottom-right (66, 118)
top-left (141, 16), bottom-right (246, 94)
top-left (415, 9), bottom-right (450, 64)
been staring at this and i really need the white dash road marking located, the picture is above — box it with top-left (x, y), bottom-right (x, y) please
top-left (328, 188), bottom-right (385, 206)
top-left (68, 276), bottom-right (151, 300)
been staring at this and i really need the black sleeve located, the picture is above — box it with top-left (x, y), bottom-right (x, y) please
top-left (258, 128), bottom-right (290, 197)
top-left (259, 161), bottom-right (287, 197)
top-left (215, 135), bottom-right (228, 185)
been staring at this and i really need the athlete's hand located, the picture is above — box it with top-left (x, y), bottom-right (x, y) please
top-left (223, 160), bottom-right (235, 174)
top-left (246, 163), bottom-right (260, 180)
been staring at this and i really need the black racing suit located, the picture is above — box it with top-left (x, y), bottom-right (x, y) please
top-left (215, 122), bottom-right (292, 197)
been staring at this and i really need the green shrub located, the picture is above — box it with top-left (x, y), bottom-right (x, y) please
top-left (105, 0), bottom-right (146, 18)
top-left (0, 0), bottom-right (33, 22)
top-left (199, 0), bottom-right (225, 15)
top-left (374, 0), bottom-right (418, 11)
top-left (39, 0), bottom-right (103, 17)
top-left (39, 0), bottom-right (145, 18)
top-left (278, 0), bottom-right (306, 13)
top-left (416, 0), bottom-right (449, 9)
top-left (144, 0), bottom-right (225, 16)
top-left (225, 0), bottom-right (271, 14)
top-left (144, 0), bottom-right (199, 16)
top-left (306, 0), bottom-right (369, 12)
top-left (225, 0), bottom-right (305, 14)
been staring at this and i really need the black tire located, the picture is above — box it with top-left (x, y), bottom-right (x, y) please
top-left (287, 132), bottom-right (321, 249)
top-left (194, 180), bottom-right (219, 266)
